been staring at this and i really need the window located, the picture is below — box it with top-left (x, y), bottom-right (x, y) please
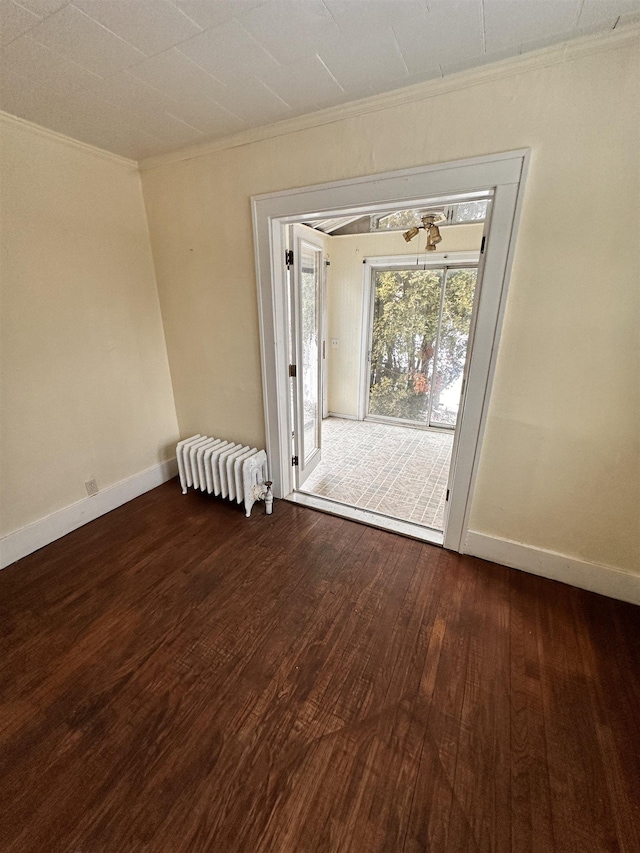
top-left (367, 265), bottom-right (478, 428)
top-left (372, 199), bottom-right (489, 231)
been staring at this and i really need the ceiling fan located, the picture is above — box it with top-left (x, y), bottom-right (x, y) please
top-left (402, 212), bottom-right (447, 252)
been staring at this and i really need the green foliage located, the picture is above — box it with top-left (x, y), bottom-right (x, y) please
top-left (369, 267), bottom-right (476, 422)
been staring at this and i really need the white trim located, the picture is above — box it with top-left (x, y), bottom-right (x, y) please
top-left (438, 182), bottom-right (519, 550)
top-left (366, 251), bottom-right (480, 268)
top-left (288, 491), bottom-right (444, 546)
top-left (358, 259), bottom-right (374, 422)
top-left (327, 411), bottom-right (358, 420)
top-left (322, 256), bottom-right (329, 420)
top-left (254, 149), bottom-right (527, 210)
top-left (464, 531), bottom-right (640, 606)
top-left (362, 414), bottom-right (456, 434)
top-left (0, 459), bottom-right (178, 570)
top-left (139, 23), bottom-right (638, 172)
top-left (253, 151), bottom-right (528, 554)
top-left (0, 110), bottom-right (139, 170)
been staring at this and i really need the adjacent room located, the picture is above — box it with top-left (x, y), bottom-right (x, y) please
top-left (296, 199), bottom-right (485, 535)
top-left (1, 2), bottom-right (639, 851)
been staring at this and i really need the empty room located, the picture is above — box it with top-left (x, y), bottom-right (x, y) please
top-left (1, 1), bottom-right (639, 851)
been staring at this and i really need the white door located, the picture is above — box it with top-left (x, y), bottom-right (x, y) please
top-left (290, 224), bottom-right (324, 489)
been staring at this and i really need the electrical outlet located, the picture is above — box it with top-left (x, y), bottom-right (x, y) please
top-left (331, 339), bottom-right (339, 348)
top-left (85, 478), bottom-right (98, 497)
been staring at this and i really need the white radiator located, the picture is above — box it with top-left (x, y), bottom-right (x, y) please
top-left (176, 435), bottom-right (273, 517)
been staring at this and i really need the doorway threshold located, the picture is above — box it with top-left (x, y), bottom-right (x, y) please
top-left (286, 491), bottom-right (444, 546)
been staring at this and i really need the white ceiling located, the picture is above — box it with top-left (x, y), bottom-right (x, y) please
top-left (1, 0), bottom-right (638, 160)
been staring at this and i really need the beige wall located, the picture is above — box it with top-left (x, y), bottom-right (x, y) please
top-left (326, 225), bottom-right (483, 416)
top-left (141, 37), bottom-right (639, 574)
top-left (0, 115), bottom-right (179, 538)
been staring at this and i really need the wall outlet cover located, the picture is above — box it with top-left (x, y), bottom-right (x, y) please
top-left (85, 478), bottom-right (98, 497)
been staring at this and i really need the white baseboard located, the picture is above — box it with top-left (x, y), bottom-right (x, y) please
top-left (464, 531), bottom-right (640, 605)
top-left (0, 458), bottom-right (178, 570)
top-left (327, 411), bottom-right (358, 420)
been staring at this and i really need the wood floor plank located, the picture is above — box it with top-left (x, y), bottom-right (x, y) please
top-left (536, 583), bottom-right (621, 853)
top-left (0, 481), bottom-right (638, 853)
top-left (509, 572), bottom-right (555, 853)
top-left (403, 552), bottom-right (482, 852)
top-left (445, 557), bottom-right (512, 853)
top-left (570, 592), bottom-right (640, 853)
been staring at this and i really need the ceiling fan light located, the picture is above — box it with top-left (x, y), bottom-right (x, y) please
top-left (425, 224), bottom-right (442, 251)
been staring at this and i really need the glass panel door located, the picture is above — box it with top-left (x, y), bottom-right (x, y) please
top-left (291, 224), bottom-right (323, 488)
top-left (368, 267), bottom-right (445, 423)
top-left (429, 267), bottom-right (477, 428)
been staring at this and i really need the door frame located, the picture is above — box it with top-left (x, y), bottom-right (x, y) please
top-left (252, 150), bottom-right (529, 553)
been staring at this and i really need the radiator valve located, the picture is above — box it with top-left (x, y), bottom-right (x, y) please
top-left (249, 480), bottom-right (273, 516)
top-left (263, 480), bottom-right (273, 515)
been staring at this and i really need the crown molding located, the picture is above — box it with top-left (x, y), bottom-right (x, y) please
top-left (0, 110), bottom-right (138, 170)
top-left (138, 20), bottom-right (639, 173)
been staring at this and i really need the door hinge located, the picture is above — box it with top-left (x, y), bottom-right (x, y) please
top-left (292, 456), bottom-right (299, 466)
top-left (446, 488), bottom-right (450, 501)
top-left (285, 249), bottom-right (294, 268)
top-left (480, 235), bottom-right (486, 254)
top-left (289, 363), bottom-right (297, 377)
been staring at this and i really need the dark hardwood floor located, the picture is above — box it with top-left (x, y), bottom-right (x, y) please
top-left (0, 482), bottom-right (638, 853)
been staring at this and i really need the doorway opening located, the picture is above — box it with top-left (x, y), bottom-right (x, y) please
top-left (252, 152), bottom-right (529, 551)
top-left (290, 201), bottom-right (484, 538)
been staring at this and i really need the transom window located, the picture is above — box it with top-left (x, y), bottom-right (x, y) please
top-left (372, 199), bottom-right (489, 231)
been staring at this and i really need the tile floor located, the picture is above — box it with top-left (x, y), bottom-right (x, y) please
top-left (302, 417), bottom-right (454, 530)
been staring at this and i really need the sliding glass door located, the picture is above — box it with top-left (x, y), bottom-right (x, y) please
top-left (367, 264), bottom-right (477, 429)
